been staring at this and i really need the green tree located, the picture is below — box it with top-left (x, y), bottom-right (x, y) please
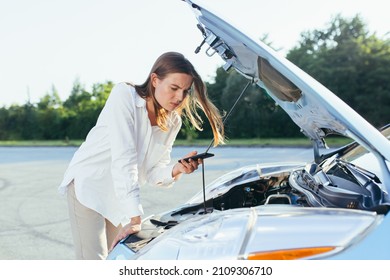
top-left (0, 107), bottom-right (8, 139)
top-left (0, 103), bottom-right (39, 140)
top-left (62, 80), bottom-right (114, 140)
top-left (36, 86), bottom-right (64, 139)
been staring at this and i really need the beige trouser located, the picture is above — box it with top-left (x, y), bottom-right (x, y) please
top-left (66, 182), bottom-right (122, 260)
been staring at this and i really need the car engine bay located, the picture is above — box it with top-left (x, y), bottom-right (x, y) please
top-left (123, 157), bottom-right (389, 252)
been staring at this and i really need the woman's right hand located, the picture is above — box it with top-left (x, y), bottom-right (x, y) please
top-left (173, 151), bottom-right (201, 177)
top-left (109, 216), bottom-right (141, 251)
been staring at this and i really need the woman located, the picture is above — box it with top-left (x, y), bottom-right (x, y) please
top-left (58, 52), bottom-right (225, 259)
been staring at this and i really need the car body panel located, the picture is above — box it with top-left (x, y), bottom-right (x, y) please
top-left (328, 211), bottom-right (390, 260)
top-left (108, 205), bottom-right (382, 260)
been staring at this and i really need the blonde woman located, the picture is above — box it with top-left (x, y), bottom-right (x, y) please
top-left (59, 52), bottom-right (225, 259)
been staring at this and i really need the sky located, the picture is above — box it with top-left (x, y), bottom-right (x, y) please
top-left (0, 0), bottom-right (388, 107)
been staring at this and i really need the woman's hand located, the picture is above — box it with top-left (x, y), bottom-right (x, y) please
top-left (109, 216), bottom-right (141, 251)
top-left (172, 151), bottom-right (202, 178)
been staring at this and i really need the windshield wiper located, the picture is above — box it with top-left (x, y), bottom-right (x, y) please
top-left (336, 159), bottom-right (381, 184)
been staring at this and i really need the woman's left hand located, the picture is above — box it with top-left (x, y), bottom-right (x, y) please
top-left (109, 216), bottom-right (141, 251)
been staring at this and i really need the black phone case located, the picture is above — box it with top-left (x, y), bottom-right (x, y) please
top-left (178, 152), bottom-right (214, 163)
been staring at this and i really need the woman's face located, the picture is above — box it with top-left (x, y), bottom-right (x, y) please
top-left (151, 72), bottom-right (193, 112)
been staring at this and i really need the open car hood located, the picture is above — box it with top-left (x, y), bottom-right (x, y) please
top-left (183, 0), bottom-right (390, 164)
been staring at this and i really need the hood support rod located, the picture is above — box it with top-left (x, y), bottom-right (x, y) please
top-left (201, 80), bottom-right (253, 214)
top-left (205, 80), bottom-right (252, 153)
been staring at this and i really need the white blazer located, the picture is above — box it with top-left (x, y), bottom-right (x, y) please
top-left (59, 83), bottom-right (182, 226)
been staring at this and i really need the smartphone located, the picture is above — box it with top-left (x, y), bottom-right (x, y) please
top-left (178, 152), bottom-right (214, 163)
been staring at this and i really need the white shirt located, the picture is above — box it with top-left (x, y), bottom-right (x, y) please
top-left (58, 83), bottom-right (182, 226)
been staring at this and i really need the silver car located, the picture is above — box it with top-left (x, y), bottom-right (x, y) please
top-left (108, 0), bottom-right (390, 260)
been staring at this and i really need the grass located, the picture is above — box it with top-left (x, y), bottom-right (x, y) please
top-left (0, 139), bottom-right (84, 147)
top-left (0, 137), bottom-right (352, 148)
top-left (175, 137), bottom-right (352, 147)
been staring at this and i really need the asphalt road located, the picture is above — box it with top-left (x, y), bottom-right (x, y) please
top-left (0, 146), bottom-right (312, 260)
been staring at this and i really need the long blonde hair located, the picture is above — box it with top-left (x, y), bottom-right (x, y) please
top-left (135, 52), bottom-right (224, 146)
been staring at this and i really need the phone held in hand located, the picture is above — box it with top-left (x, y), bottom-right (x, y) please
top-left (178, 152), bottom-right (214, 163)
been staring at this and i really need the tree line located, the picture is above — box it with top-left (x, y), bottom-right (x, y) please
top-left (1, 15), bottom-right (389, 142)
